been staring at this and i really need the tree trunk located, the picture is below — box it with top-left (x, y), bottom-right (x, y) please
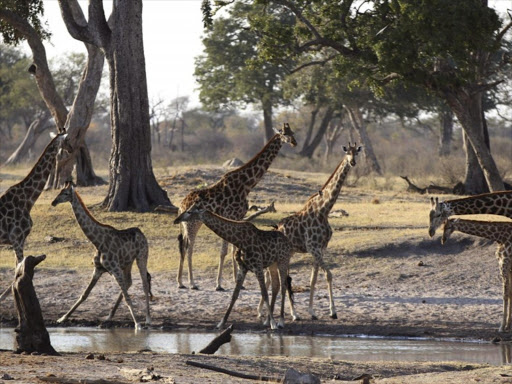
top-left (49, 41), bottom-right (105, 188)
top-left (13, 255), bottom-right (59, 356)
top-left (438, 108), bottom-right (453, 156)
top-left (262, 100), bottom-right (274, 143)
top-left (443, 89), bottom-right (504, 192)
top-left (300, 106), bottom-right (334, 158)
top-left (3, 115), bottom-right (52, 166)
top-left (462, 131), bottom-right (488, 194)
top-left (323, 119), bottom-right (344, 165)
top-left (101, 1), bottom-right (172, 211)
top-left (345, 106), bottom-right (382, 175)
top-left (301, 106), bottom-right (319, 153)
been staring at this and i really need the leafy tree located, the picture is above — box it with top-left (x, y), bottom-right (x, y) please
top-left (58, 0), bottom-right (174, 211)
top-left (214, 0), bottom-right (511, 193)
top-left (195, 1), bottom-right (293, 142)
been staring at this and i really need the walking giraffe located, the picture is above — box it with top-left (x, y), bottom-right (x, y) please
top-left (51, 183), bottom-right (152, 329)
top-left (441, 218), bottom-right (512, 332)
top-left (276, 143), bottom-right (361, 320)
top-left (174, 204), bottom-right (294, 329)
top-left (429, 191), bottom-right (512, 237)
top-left (0, 132), bottom-right (69, 301)
top-left (176, 123), bottom-right (296, 291)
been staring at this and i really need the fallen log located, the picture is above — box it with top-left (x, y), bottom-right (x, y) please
top-left (199, 324), bottom-right (234, 354)
top-left (185, 360), bottom-right (279, 382)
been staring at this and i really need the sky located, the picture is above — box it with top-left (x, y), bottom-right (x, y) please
top-left (25, 0), bottom-right (512, 110)
top-left (37, 0), bottom-right (205, 106)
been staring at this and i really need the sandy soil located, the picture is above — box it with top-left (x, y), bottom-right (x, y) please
top-left (1, 167), bottom-right (512, 383)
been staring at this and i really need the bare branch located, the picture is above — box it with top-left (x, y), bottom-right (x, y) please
top-left (289, 54), bottom-right (337, 74)
top-left (57, 0), bottom-right (94, 44)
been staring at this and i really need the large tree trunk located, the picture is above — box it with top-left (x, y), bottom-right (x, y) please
top-left (301, 106), bottom-right (319, 153)
top-left (101, 1), bottom-right (172, 211)
top-left (438, 108), bottom-right (453, 156)
top-left (462, 131), bottom-right (488, 194)
top-left (345, 106), bottom-right (382, 175)
top-left (3, 115), bottom-right (52, 166)
top-left (300, 106), bottom-right (334, 158)
top-left (262, 100), bottom-right (274, 143)
top-left (443, 89), bottom-right (504, 192)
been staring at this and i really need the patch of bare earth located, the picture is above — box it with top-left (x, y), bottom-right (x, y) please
top-left (1, 167), bottom-right (511, 383)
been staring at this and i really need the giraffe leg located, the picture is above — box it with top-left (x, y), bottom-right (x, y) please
top-left (255, 268), bottom-right (277, 330)
top-left (499, 258), bottom-right (508, 332)
top-left (0, 246), bottom-right (24, 303)
top-left (309, 248), bottom-right (337, 320)
top-left (177, 221), bottom-right (200, 290)
top-left (507, 269), bottom-right (512, 332)
top-left (107, 270), bottom-right (131, 322)
top-left (259, 267), bottom-right (276, 324)
top-left (216, 240), bottom-right (228, 291)
top-left (58, 267), bottom-right (104, 324)
top-left (277, 264), bottom-right (289, 329)
top-left (136, 245), bottom-right (152, 326)
top-left (217, 267), bottom-right (247, 329)
top-left (111, 268), bottom-right (141, 330)
top-left (308, 264), bottom-right (320, 320)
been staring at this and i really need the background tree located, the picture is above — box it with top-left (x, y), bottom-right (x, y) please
top-left (195, 1), bottom-right (292, 142)
top-left (234, 0), bottom-right (511, 193)
top-left (58, 0), bottom-right (174, 211)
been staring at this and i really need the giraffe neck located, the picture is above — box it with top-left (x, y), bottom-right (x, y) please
top-left (199, 211), bottom-right (253, 250)
top-left (13, 137), bottom-right (60, 210)
top-left (70, 190), bottom-right (110, 245)
top-left (305, 157), bottom-right (351, 217)
top-left (444, 192), bottom-right (512, 218)
top-left (224, 134), bottom-right (283, 191)
top-left (452, 219), bottom-right (512, 244)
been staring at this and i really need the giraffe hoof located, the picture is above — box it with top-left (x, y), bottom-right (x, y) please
top-left (178, 285), bottom-right (187, 289)
top-left (190, 285), bottom-right (199, 290)
top-left (311, 315), bottom-right (318, 321)
top-left (215, 286), bottom-right (225, 292)
top-left (330, 313), bottom-right (338, 320)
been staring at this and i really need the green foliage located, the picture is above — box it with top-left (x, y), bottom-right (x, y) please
top-left (194, 1), bottom-right (292, 112)
top-left (0, 0), bottom-right (49, 45)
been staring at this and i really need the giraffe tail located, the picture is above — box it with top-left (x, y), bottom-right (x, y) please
top-left (147, 272), bottom-right (155, 301)
top-left (286, 275), bottom-right (294, 305)
top-left (178, 233), bottom-right (184, 258)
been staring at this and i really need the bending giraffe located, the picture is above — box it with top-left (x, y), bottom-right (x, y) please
top-left (174, 204), bottom-right (294, 329)
top-left (275, 143), bottom-right (361, 320)
top-left (51, 183), bottom-right (152, 329)
top-left (441, 218), bottom-right (512, 332)
top-left (0, 132), bottom-right (69, 302)
top-left (428, 191), bottom-right (512, 237)
top-left (176, 123), bottom-right (296, 291)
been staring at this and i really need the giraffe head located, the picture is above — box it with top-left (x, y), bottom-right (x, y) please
top-left (274, 123), bottom-right (297, 147)
top-left (428, 197), bottom-right (449, 237)
top-left (342, 142), bottom-right (362, 166)
top-left (173, 203), bottom-right (205, 224)
top-left (51, 181), bottom-right (75, 207)
top-left (440, 218), bottom-right (457, 244)
top-left (49, 131), bottom-right (73, 155)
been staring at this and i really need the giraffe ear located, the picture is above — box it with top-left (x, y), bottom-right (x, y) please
top-left (356, 146), bottom-right (362, 152)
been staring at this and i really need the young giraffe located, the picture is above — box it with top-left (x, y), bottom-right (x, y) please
top-left (429, 191), bottom-right (512, 237)
top-left (0, 132), bottom-right (69, 302)
top-left (276, 143), bottom-right (362, 320)
top-left (441, 218), bottom-right (512, 332)
top-left (174, 204), bottom-right (293, 330)
top-left (51, 183), bottom-right (151, 329)
top-left (177, 123), bottom-right (296, 291)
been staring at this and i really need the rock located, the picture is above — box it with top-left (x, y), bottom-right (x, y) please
top-left (0, 373), bottom-right (14, 380)
top-left (283, 368), bottom-right (320, 384)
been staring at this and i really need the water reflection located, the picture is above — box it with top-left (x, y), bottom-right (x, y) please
top-left (0, 327), bottom-right (507, 365)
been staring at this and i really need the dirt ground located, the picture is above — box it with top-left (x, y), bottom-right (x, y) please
top-left (2, 167), bottom-right (512, 383)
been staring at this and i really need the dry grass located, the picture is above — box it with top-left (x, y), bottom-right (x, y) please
top-left (1, 165), bottom-right (509, 275)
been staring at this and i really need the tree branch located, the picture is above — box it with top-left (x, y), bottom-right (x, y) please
top-left (0, 9), bottom-right (67, 131)
top-left (57, 0), bottom-right (94, 45)
top-left (288, 54), bottom-right (337, 74)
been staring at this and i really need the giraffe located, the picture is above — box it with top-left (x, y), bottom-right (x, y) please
top-left (51, 182), bottom-right (151, 329)
top-left (429, 191), bottom-right (512, 237)
top-left (441, 218), bottom-right (512, 332)
top-left (0, 132), bottom-right (69, 302)
top-left (276, 143), bottom-right (362, 320)
top-left (176, 123), bottom-right (297, 291)
top-left (174, 204), bottom-right (294, 329)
